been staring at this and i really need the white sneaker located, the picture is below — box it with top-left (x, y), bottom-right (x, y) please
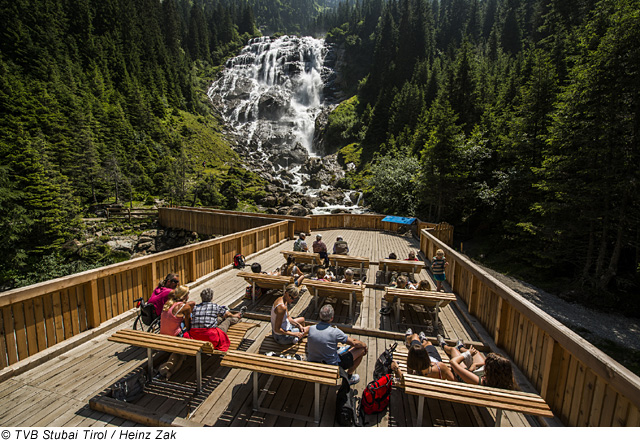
top-left (348, 374), bottom-right (360, 385)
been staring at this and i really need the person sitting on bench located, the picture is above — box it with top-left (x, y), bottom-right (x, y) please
top-left (157, 285), bottom-right (194, 380)
top-left (271, 284), bottom-right (309, 345)
top-left (399, 329), bottom-right (455, 381)
top-left (340, 268), bottom-right (364, 285)
top-left (312, 234), bottom-right (330, 267)
top-left (406, 251), bottom-right (419, 261)
top-left (380, 275), bottom-right (416, 315)
top-left (148, 273), bottom-right (179, 316)
top-left (333, 236), bottom-right (349, 255)
top-left (436, 335), bottom-right (515, 389)
top-left (186, 288), bottom-right (246, 352)
top-left (416, 280), bottom-right (431, 291)
top-left (312, 267), bottom-right (335, 282)
top-left (307, 304), bottom-right (367, 385)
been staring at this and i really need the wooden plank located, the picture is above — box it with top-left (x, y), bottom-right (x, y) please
top-left (84, 280), bottom-right (100, 329)
top-left (587, 376), bottom-right (606, 426)
top-left (60, 288), bottom-right (73, 340)
top-left (611, 396), bottom-right (630, 427)
top-left (568, 358), bottom-right (587, 426)
top-left (598, 384), bottom-right (618, 426)
top-left (76, 285), bottom-right (88, 333)
top-left (23, 299), bottom-right (38, 356)
top-left (51, 291), bottom-right (64, 344)
top-left (577, 369), bottom-right (597, 426)
top-left (42, 293), bottom-right (56, 347)
top-left (97, 278), bottom-right (107, 324)
top-left (0, 309), bottom-right (9, 368)
top-left (13, 302), bottom-right (29, 361)
top-left (560, 353), bottom-right (578, 423)
top-left (32, 295), bottom-right (47, 352)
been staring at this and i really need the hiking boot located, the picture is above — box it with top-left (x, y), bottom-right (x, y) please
top-left (348, 374), bottom-right (360, 385)
top-left (455, 339), bottom-right (465, 350)
top-left (405, 328), bottom-right (413, 339)
top-left (419, 331), bottom-right (427, 343)
top-left (436, 334), bottom-right (446, 349)
top-left (239, 306), bottom-right (247, 317)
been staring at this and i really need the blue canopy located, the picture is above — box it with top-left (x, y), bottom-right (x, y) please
top-left (381, 216), bottom-right (417, 225)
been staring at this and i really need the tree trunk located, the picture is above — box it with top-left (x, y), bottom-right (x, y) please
top-left (581, 221), bottom-right (595, 284)
top-left (599, 221), bottom-right (624, 291)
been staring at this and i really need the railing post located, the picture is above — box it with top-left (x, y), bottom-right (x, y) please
top-left (84, 280), bottom-right (101, 329)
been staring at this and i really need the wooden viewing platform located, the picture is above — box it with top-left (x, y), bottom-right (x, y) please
top-left (0, 209), bottom-right (638, 427)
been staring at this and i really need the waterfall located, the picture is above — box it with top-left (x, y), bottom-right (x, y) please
top-left (209, 35), bottom-right (366, 215)
top-left (208, 36), bottom-right (329, 158)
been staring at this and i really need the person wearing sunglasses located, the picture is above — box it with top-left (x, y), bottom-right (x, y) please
top-left (148, 273), bottom-right (180, 316)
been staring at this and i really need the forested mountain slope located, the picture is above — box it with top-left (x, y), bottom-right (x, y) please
top-left (1, 0), bottom-right (638, 315)
top-left (316, 0), bottom-right (639, 312)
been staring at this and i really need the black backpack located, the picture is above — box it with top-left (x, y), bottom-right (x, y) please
top-left (373, 342), bottom-right (397, 380)
top-left (233, 253), bottom-right (246, 269)
top-left (110, 371), bottom-right (147, 402)
top-left (336, 367), bottom-right (361, 426)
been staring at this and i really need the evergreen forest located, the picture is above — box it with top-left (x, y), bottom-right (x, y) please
top-left (0, 0), bottom-right (638, 317)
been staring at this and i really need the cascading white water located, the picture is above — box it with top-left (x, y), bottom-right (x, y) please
top-left (208, 36), bottom-right (327, 157)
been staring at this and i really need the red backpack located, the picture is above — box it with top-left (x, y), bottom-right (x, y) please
top-left (361, 374), bottom-right (393, 414)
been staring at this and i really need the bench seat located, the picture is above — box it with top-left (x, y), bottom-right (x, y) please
top-left (280, 250), bottom-right (322, 267)
top-left (384, 287), bottom-right (456, 327)
top-left (326, 254), bottom-right (370, 278)
top-left (237, 271), bottom-right (295, 302)
top-left (304, 280), bottom-right (364, 321)
top-left (379, 259), bottom-right (426, 282)
top-left (109, 322), bottom-right (258, 392)
top-left (221, 350), bottom-right (340, 423)
top-left (402, 374), bottom-right (553, 426)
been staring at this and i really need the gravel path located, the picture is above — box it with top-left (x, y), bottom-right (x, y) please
top-left (478, 264), bottom-right (640, 352)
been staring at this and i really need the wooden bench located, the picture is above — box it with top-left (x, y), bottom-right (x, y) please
top-left (391, 349), bottom-right (553, 426)
top-left (220, 350), bottom-right (340, 423)
top-left (402, 374), bottom-right (553, 426)
top-left (384, 287), bottom-right (456, 326)
top-left (326, 254), bottom-right (370, 278)
top-left (258, 335), bottom-right (308, 357)
top-left (379, 259), bottom-right (426, 282)
top-left (280, 250), bottom-right (323, 268)
top-left (304, 279), bottom-right (365, 321)
top-left (109, 322), bottom-right (258, 392)
top-left (237, 271), bottom-right (296, 302)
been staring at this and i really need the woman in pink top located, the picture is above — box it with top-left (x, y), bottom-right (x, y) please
top-left (157, 285), bottom-right (194, 380)
top-left (148, 273), bottom-right (180, 316)
top-left (159, 285), bottom-right (193, 336)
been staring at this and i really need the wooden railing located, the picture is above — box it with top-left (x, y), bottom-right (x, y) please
top-left (0, 214), bottom-right (292, 369)
top-left (172, 208), bottom-right (455, 247)
top-left (420, 229), bottom-right (640, 426)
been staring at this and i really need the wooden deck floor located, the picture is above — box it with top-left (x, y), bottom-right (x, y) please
top-left (0, 229), bottom-right (547, 427)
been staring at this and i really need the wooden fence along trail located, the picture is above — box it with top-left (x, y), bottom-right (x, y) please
top-left (0, 207), bottom-right (638, 427)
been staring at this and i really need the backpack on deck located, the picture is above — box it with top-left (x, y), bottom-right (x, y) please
top-left (233, 253), bottom-right (245, 269)
top-left (361, 374), bottom-right (393, 414)
top-left (110, 371), bottom-right (147, 403)
top-left (373, 342), bottom-right (397, 380)
top-left (336, 367), bottom-right (360, 426)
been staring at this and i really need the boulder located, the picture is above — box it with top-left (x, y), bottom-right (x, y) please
top-left (107, 239), bottom-right (136, 253)
top-left (289, 204), bottom-right (309, 216)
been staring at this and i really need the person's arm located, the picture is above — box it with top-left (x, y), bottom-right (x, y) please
top-left (346, 336), bottom-right (367, 350)
top-left (273, 305), bottom-right (303, 338)
top-left (390, 361), bottom-right (403, 380)
top-left (450, 352), bottom-right (480, 384)
top-left (181, 304), bottom-right (192, 330)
